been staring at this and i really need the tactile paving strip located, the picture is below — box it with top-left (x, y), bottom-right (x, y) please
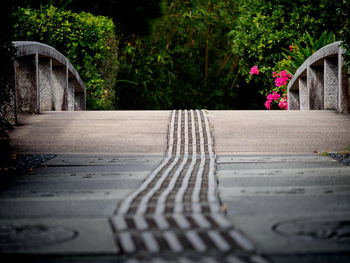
top-left (111, 110), bottom-right (269, 262)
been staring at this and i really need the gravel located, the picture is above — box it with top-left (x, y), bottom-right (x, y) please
top-left (329, 153), bottom-right (350, 166)
top-left (0, 154), bottom-right (56, 177)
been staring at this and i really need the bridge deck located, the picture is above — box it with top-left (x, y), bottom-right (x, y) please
top-left (1, 110), bottom-right (350, 263)
top-left (210, 110), bottom-right (350, 154)
top-left (8, 110), bottom-right (350, 155)
top-left (9, 111), bottom-right (170, 154)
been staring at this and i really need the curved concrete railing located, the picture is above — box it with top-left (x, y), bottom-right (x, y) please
top-left (288, 41), bottom-right (350, 113)
top-left (13, 41), bottom-right (86, 114)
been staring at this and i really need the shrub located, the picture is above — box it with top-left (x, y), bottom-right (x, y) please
top-left (230, 0), bottom-right (344, 97)
top-left (338, 0), bottom-right (350, 73)
top-left (0, 2), bottom-right (17, 124)
top-left (282, 31), bottom-right (337, 74)
top-left (13, 5), bottom-right (119, 109)
top-left (115, 0), bottom-right (240, 110)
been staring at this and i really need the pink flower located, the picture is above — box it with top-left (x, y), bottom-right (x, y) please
top-left (264, 100), bottom-right (271, 110)
top-left (280, 71), bottom-right (292, 79)
top-left (280, 71), bottom-right (287, 78)
top-left (272, 91), bottom-right (281, 101)
top-left (278, 96), bottom-right (288, 110)
top-left (267, 91), bottom-right (281, 101)
top-left (265, 70), bottom-right (291, 109)
top-left (275, 77), bottom-right (286, 87)
top-left (250, 66), bottom-right (260, 75)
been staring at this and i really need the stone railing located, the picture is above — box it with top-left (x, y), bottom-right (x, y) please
top-left (13, 41), bottom-right (86, 114)
top-left (287, 41), bottom-right (350, 113)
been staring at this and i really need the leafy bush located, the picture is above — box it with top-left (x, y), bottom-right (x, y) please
top-left (338, 0), bottom-right (350, 73)
top-left (0, 3), bottom-right (17, 124)
top-left (282, 31), bottom-right (336, 73)
top-left (230, 0), bottom-right (344, 98)
top-left (13, 5), bottom-right (119, 109)
top-left (115, 0), bottom-right (241, 110)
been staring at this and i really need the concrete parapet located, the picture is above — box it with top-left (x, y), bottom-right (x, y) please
top-left (308, 66), bottom-right (324, 110)
top-left (287, 41), bottom-right (350, 114)
top-left (299, 77), bottom-right (308, 110)
top-left (14, 56), bottom-right (38, 114)
top-left (9, 41), bottom-right (86, 122)
top-left (38, 57), bottom-right (52, 111)
top-left (324, 58), bottom-right (338, 110)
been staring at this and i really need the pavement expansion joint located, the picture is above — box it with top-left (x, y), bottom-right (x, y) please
top-left (112, 110), bottom-right (270, 262)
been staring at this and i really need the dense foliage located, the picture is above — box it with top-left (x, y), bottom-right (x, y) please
top-left (8, 0), bottom-right (350, 110)
top-left (115, 0), bottom-right (243, 109)
top-left (66, 0), bottom-right (164, 35)
top-left (13, 0), bottom-right (164, 35)
top-left (282, 31), bottom-right (336, 74)
top-left (13, 5), bottom-right (119, 109)
top-left (338, 0), bottom-right (350, 72)
top-left (0, 2), bottom-right (17, 122)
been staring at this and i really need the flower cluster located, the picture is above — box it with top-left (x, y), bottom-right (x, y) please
top-left (249, 66), bottom-right (260, 75)
top-left (249, 65), bottom-right (290, 110)
top-left (288, 44), bottom-right (298, 60)
top-left (273, 70), bottom-right (292, 87)
top-left (264, 70), bottom-right (291, 110)
top-left (289, 44), bottom-right (298, 52)
top-left (264, 91), bottom-right (280, 110)
top-left (278, 96), bottom-right (288, 110)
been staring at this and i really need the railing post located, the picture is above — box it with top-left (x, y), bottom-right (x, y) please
top-left (38, 57), bottom-right (53, 111)
top-left (308, 65), bottom-right (324, 110)
top-left (52, 63), bottom-right (67, 110)
top-left (288, 89), bottom-right (300, 110)
top-left (324, 58), bottom-right (338, 110)
top-left (299, 77), bottom-right (308, 110)
top-left (65, 61), bottom-right (69, 110)
top-left (35, 46), bottom-right (40, 113)
top-left (14, 56), bottom-right (37, 114)
top-left (68, 77), bottom-right (75, 111)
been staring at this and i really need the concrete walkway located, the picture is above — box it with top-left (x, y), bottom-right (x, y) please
top-left (9, 111), bottom-right (170, 154)
top-left (1, 110), bottom-right (350, 262)
top-left (210, 110), bottom-right (350, 154)
top-left (210, 111), bottom-right (350, 262)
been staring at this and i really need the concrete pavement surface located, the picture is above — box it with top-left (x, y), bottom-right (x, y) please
top-left (0, 110), bottom-right (350, 262)
top-left (209, 110), bottom-right (350, 154)
top-left (9, 111), bottom-right (170, 154)
top-left (217, 155), bottom-right (350, 262)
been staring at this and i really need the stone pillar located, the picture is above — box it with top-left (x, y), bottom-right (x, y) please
top-left (14, 55), bottom-right (38, 114)
top-left (67, 77), bottom-right (75, 111)
top-left (74, 88), bottom-right (85, 110)
top-left (35, 50), bottom-right (40, 113)
top-left (74, 80), bottom-right (86, 110)
top-left (65, 62), bottom-right (69, 111)
top-left (338, 47), bottom-right (350, 114)
top-left (0, 64), bottom-right (16, 125)
top-left (52, 63), bottom-right (67, 110)
top-left (38, 57), bottom-right (53, 111)
top-left (288, 90), bottom-right (300, 110)
top-left (324, 58), bottom-right (338, 110)
top-left (299, 77), bottom-right (309, 110)
top-left (308, 65), bottom-right (324, 110)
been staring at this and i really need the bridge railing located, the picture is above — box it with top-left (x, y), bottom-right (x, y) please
top-left (13, 41), bottom-right (86, 115)
top-left (287, 41), bottom-right (350, 114)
